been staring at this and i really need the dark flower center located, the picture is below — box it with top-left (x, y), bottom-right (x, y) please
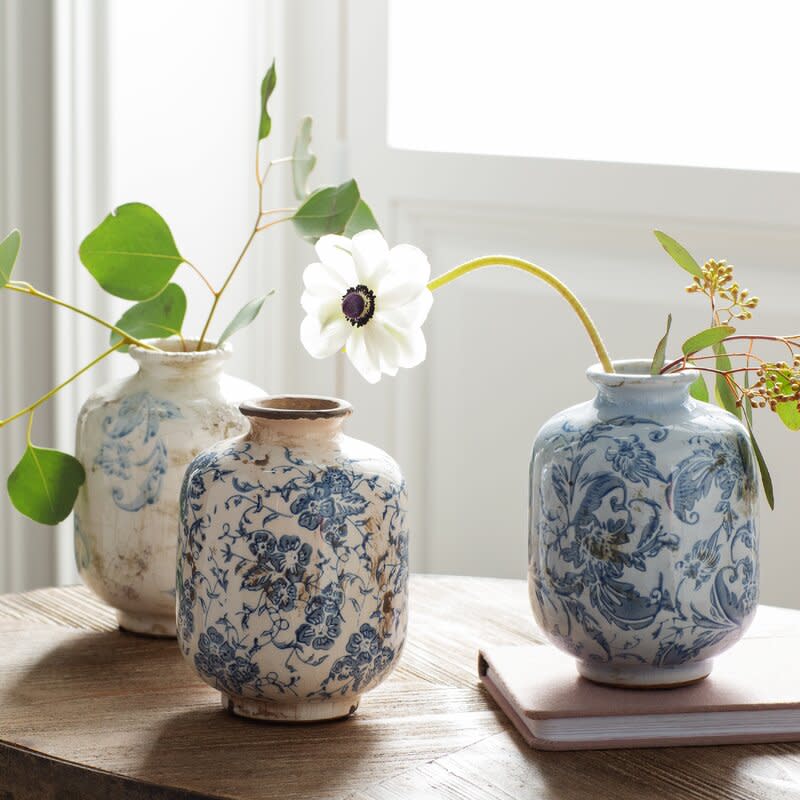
top-left (341, 284), bottom-right (375, 327)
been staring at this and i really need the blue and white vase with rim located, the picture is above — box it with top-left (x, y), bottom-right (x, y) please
top-left (529, 358), bottom-right (759, 688)
top-left (74, 339), bottom-right (264, 637)
top-left (176, 395), bottom-right (409, 722)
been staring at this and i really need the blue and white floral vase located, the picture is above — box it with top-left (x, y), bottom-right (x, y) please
top-left (74, 339), bottom-right (263, 637)
top-left (529, 359), bottom-right (759, 688)
top-left (177, 395), bottom-right (408, 721)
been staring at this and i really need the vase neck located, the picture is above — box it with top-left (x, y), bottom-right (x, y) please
top-left (587, 359), bottom-right (697, 415)
top-left (128, 339), bottom-right (231, 385)
top-left (241, 396), bottom-right (352, 445)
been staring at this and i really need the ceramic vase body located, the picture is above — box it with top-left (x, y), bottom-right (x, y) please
top-left (177, 396), bottom-right (409, 722)
top-left (529, 359), bottom-right (759, 687)
top-left (75, 340), bottom-right (263, 637)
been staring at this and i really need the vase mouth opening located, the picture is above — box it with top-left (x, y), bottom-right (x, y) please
top-left (240, 395), bottom-right (353, 421)
top-left (128, 338), bottom-right (232, 365)
top-left (587, 358), bottom-right (699, 389)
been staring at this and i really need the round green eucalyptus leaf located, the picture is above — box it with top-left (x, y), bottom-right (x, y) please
top-left (292, 180), bottom-right (360, 243)
top-left (7, 445), bottom-right (85, 525)
top-left (343, 199), bottom-right (380, 238)
top-left (79, 203), bottom-right (184, 300)
top-left (0, 229), bottom-right (21, 284)
top-left (110, 283), bottom-right (187, 350)
top-left (292, 180), bottom-right (380, 244)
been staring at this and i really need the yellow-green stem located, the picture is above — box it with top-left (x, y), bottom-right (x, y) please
top-left (3, 283), bottom-right (160, 351)
top-left (0, 342), bottom-right (125, 429)
top-left (427, 255), bottom-right (614, 373)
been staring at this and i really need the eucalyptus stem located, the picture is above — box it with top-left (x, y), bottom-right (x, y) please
top-left (661, 334), bottom-right (800, 375)
top-left (0, 342), bottom-right (125, 429)
top-left (184, 260), bottom-right (217, 295)
top-left (197, 222), bottom-right (259, 350)
top-left (3, 282), bottom-right (160, 351)
top-left (196, 214), bottom-right (292, 350)
top-left (427, 255), bottom-right (614, 373)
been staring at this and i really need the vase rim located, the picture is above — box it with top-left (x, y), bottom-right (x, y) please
top-left (587, 358), bottom-right (699, 388)
top-left (240, 395), bottom-right (353, 420)
top-left (128, 338), bottom-right (232, 365)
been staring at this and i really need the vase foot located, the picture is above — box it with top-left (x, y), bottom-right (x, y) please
top-left (577, 658), bottom-right (713, 689)
top-left (221, 693), bottom-right (359, 722)
top-left (116, 610), bottom-right (176, 638)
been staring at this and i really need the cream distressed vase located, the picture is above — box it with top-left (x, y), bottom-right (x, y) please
top-left (74, 339), bottom-right (263, 636)
top-left (176, 396), bottom-right (409, 721)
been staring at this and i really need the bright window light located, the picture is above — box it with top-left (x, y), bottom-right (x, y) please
top-left (388, 0), bottom-right (800, 172)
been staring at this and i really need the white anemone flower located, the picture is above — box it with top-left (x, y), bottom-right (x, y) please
top-left (300, 229), bottom-right (433, 384)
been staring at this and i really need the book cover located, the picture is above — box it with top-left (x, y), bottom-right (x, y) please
top-left (479, 605), bottom-right (800, 751)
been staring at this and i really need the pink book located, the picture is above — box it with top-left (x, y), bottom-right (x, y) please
top-left (478, 605), bottom-right (800, 750)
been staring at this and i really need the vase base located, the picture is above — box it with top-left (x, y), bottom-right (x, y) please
top-left (221, 692), bottom-right (359, 722)
top-left (116, 610), bottom-right (176, 638)
top-left (577, 658), bottom-right (713, 689)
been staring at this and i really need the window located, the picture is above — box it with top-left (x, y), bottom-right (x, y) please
top-left (388, 0), bottom-right (800, 172)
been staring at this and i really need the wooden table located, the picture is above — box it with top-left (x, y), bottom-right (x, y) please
top-left (1, 576), bottom-right (800, 800)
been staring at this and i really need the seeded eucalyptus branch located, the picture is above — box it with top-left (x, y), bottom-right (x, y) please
top-left (1, 60), bottom-right (379, 524)
top-left (651, 230), bottom-right (800, 508)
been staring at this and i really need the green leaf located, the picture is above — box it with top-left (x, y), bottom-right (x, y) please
top-left (766, 369), bottom-right (800, 430)
top-left (292, 180), bottom-right (359, 241)
top-left (292, 116), bottom-right (317, 200)
top-left (689, 373), bottom-right (709, 402)
top-left (776, 400), bottom-right (800, 431)
top-left (343, 199), bottom-right (380, 238)
top-left (258, 60), bottom-right (277, 141)
top-left (7, 446), bottom-right (85, 525)
top-left (0, 229), bottom-right (21, 284)
top-left (743, 413), bottom-right (774, 510)
top-left (742, 370), bottom-right (753, 426)
top-left (80, 203), bottom-right (184, 301)
top-left (681, 325), bottom-right (736, 357)
top-left (649, 313), bottom-right (672, 375)
top-left (110, 283), bottom-right (187, 351)
top-left (713, 342), bottom-right (742, 420)
top-left (216, 291), bottom-right (275, 347)
top-left (654, 230), bottom-right (703, 278)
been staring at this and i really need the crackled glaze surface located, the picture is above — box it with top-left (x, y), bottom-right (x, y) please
top-left (529, 360), bottom-right (759, 687)
top-left (74, 340), bottom-right (263, 637)
top-left (177, 398), bottom-right (408, 721)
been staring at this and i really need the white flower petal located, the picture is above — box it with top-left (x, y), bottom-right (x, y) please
top-left (393, 325), bottom-right (428, 369)
top-left (375, 289), bottom-right (433, 330)
top-left (300, 290), bottom-right (341, 320)
top-left (376, 244), bottom-right (432, 309)
top-left (315, 234), bottom-right (356, 274)
top-left (369, 321), bottom-right (401, 373)
top-left (302, 260), bottom-right (353, 299)
top-left (346, 327), bottom-right (382, 383)
top-left (300, 314), bottom-right (350, 359)
top-left (351, 230), bottom-right (390, 286)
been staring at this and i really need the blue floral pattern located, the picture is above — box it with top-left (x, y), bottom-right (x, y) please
top-left (177, 441), bottom-right (408, 706)
top-left (530, 413), bottom-right (758, 671)
top-left (95, 391), bottom-right (182, 511)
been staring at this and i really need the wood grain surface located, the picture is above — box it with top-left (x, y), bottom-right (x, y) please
top-left (1, 577), bottom-right (800, 800)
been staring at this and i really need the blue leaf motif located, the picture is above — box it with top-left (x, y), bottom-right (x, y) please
top-left (95, 391), bottom-right (182, 511)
